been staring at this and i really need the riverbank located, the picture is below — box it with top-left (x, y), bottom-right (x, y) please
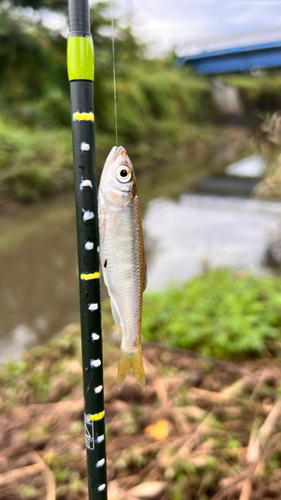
top-left (1, 270), bottom-right (281, 500)
top-left (0, 119), bottom-right (251, 205)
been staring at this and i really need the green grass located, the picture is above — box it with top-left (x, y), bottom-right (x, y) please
top-left (0, 119), bottom-right (73, 202)
top-left (142, 269), bottom-right (281, 359)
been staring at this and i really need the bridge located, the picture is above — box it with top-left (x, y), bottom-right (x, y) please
top-left (178, 41), bottom-right (281, 75)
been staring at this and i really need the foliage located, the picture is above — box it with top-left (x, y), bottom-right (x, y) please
top-left (223, 71), bottom-right (281, 118)
top-left (0, 0), bottom-right (66, 10)
top-left (0, 1), bottom-right (222, 201)
top-left (0, 0), bottom-right (275, 203)
top-left (0, 117), bottom-right (72, 201)
top-left (142, 269), bottom-right (281, 359)
top-left (0, 1), bottom-right (211, 132)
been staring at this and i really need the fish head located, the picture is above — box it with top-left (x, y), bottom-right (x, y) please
top-left (99, 146), bottom-right (137, 209)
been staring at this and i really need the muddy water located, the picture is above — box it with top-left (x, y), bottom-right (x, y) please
top-left (0, 194), bottom-right (79, 362)
top-left (0, 153), bottom-right (279, 362)
top-left (144, 194), bottom-right (281, 289)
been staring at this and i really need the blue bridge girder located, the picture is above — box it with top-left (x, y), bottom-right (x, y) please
top-left (178, 41), bottom-right (281, 75)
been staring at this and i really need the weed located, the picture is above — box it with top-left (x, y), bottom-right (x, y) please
top-left (143, 269), bottom-right (281, 359)
top-left (19, 485), bottom-right (38, 499)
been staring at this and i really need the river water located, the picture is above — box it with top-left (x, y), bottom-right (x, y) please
top-left (0, 153), bottom-right (280, 363)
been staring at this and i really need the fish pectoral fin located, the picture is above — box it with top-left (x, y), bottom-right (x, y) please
top-left (117, 348), bottom-right (145, 389)
top-left (110, 298), bottom-right (121, 328)
top-left (98, 205), bottom-right (106, 249)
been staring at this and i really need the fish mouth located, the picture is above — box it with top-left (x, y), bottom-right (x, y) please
top-left (115, 146), bottom-right (127, 157)
top-left (114, 146), bottom-right (131, 167)
top-left (107, 145), bottom-right (129, 164)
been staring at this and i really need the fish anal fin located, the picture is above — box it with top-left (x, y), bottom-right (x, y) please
top-left (117, 348), bottom-right (145, 389)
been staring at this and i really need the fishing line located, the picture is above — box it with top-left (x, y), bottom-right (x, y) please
top-left (111, 0), bottom-right (118, 146)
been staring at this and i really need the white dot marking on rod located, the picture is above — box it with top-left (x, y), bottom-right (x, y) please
top-left (96, 434), bottom-right (105, 443)
top-left (98, 484), bottom-right (106, 492)
top-left (91, 332), bottom-right (100, 341)
top-left (95, 385), bottom-right (103, 393)
top-left (83, 211), bottom-right (94, 222)
top-left (90, 359), bottom-right (101, 368)
top-left (88, 303), bottom-right (98, 311)
top-left (81, 142), bottom-right (90, 152)
top-left (80, 179), bottom-right (93, 191)
top-left (85, 241), bottom-right (94, 251)
top-left (97, 246), bottom-right (100, 252)
top-left (96, 458), bottom-right (105, 468)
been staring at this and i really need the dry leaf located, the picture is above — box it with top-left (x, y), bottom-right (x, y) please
top-left (247, 421), bottom-right (260, 464)
top-left (153, 377), bottom-right (168, 404)
top-left (224, 419), bottom-right (245, 431)
top-left (178, 405), bottom-right (206, 420)
top-left (223, 375), bottom-right (255, 398)
top-left (219, 477), bottom-right (234, 489)
top-left (186, 454), bottom-right (213, 468)
top-left (108, 480), bottom-right (121, 500)
top-left (190, 387), bottom-right (232, 403)
top-left (258, 401), bottom-right (281, 446)
top-left (125, 481), bottom-right (167, 499)
top-left (145, 419), bottom-right (170, 441)
top-left (239, 479), bottom-right (252, 500)
top-left (196, 437), bottom-right (217, 452)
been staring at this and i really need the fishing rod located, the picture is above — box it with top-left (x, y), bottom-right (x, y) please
top-left (67, 1), bottom-right (107, 498)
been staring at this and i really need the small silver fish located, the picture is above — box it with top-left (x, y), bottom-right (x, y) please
top-left (98, 146), bottom-right (147, 388)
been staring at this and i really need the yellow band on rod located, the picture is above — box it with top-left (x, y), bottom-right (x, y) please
top-left (81, 272), bottom-right (100, 281)
top-left (73, 111), bottom-right (94, 122)
top-left (90, 411), bottom-right (105, 421)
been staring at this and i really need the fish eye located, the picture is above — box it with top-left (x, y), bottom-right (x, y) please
top-left (116, 165), bottom-right (132, 183)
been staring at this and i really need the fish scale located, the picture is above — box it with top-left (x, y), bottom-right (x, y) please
top-left (103, 199), bottom-right (142, 349)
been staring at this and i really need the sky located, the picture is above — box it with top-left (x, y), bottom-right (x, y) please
top-left (107, 0), bottom-right (281, 56)
top-left (41, 0), bottom-right (281, 57)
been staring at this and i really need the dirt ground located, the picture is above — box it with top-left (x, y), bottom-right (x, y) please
top-left (1, 324), bottom-right (281, 500)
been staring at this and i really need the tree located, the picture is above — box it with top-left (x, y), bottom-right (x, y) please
top-left (0, 0), bottom-right (67, 11)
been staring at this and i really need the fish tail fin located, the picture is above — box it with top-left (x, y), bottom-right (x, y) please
top-left (117, 347), bottom-right (146, 389)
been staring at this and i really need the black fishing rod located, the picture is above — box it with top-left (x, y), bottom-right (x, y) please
top-left (67, 1), bottom-right (107, 498)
